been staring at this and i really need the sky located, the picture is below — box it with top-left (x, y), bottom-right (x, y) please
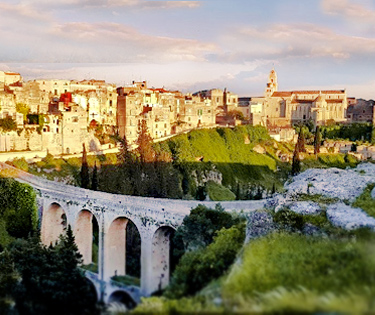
top-left (1, 0), bottom-right (375, 99)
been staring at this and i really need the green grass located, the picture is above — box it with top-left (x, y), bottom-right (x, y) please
top-left (111, 275), bottom-right (140, 287)
top-left (352, 183), bottom-right (375, 218)
top-left (293, 193), bottom-right (339, 205)
top-left (223, 232), bottom-right (375, 297)
top-left (81, 263), bottom-right (98, 273)
top-left (206, 181), bottom-right (236, 201)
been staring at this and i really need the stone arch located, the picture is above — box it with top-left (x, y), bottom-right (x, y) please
top-left (105, 216), bottom-right (141, 280)
top-left (41, 202), bottom-right (67, 246)
top-left (151, 225), bottom-right (176, 293)
top-left (108, 290), bottom-right (137, 310)
top-left (74, 210), bottom-right (99, 266)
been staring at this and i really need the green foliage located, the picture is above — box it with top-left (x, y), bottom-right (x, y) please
top-left (0, 116), bottom-right (17, 131)
top-left (174, 204), bottom-right (242, 251)
top-left (274, 208), bottom-right (329, 231)
top-left (10, 227), bottom-right (98, 315)
top-left (0, 249), bottom-right (18, 313)
top-left (16, 102), bottom-right (30, 122)
top-left (0, 177), bottom-right (37, 239)
top-left (352, 183), bottom-right (375, 218)
top-left (9, 157), bottom-right (29, 172)
top-left (91, 162), bottom-right (98, 191)
top-left (320, 123), bottom-right (372, 141)
top-left (166, 223), bottom-right (245, 299)
top-left (126, 220), bottom-right (141, 278)
top-left (223, 232), bottom-right (375, 298)
top-left (206, 181), bottom-right (236, 201)
top-left (112, 275), bottom-right (140, 287)
top-left (314, 126), bottom-right (321, 155)
top-left (318, 153), bottom-right (359, 169)
top-left (294, 193), bottom-right (339, 205)
top-left (133, 296), bottom-right (221, 314)
top-left (80, 144), bottom-right (89, 189)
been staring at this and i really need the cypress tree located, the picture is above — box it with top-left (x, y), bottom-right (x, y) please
top-left (91, 162), bottom-right (98, 191)
top-left (292, 132), bottom-right (302, 176)
top-left (314, 126), bottom-right (321, 155)
top-left (80, 143), bottom-right (89, 189)
top-left (136, 119), bottom-right (155, 164)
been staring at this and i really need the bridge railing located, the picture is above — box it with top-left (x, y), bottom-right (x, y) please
top-left (0, 162), bottom-right (267, 214)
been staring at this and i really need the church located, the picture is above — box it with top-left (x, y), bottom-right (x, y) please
top-left (252, 69), bottom-right (348, 128)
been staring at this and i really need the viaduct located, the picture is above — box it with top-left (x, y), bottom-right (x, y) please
top-left (0, 163), bottom-right (266, 307)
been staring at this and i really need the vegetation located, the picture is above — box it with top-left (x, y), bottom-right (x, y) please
top-left (166, 223), bottom-right (245, 299)
top-left (16, 102), bottom-right (30, 122)
top-left (320, 123), bottom-right (372, 141)
top-left (0, 116), bottom-right (17, 131)
top-left (223, 232), bottom-right (375, 296)
top-left (0, 177), bottom-right (38, 241)
top-left (352, 183), bottom-right (375, 218)
top-left (10, 227), bottom-right (98, 315)
top-left (80, 143), bottom-right (89, 189)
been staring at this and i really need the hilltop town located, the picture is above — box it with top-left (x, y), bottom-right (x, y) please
top-left (0, 69), bottom-right (374, 160)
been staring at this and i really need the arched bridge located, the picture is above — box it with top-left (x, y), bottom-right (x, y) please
top-left (0, 163), bottom-right (266, 305)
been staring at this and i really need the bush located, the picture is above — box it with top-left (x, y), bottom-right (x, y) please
top-left (10, 158), bottom-right (29, 172)
top-left (173, 204), bottom-right (242, 251)
top-left (0, 177), bottom-right (37, 239)
top-left (166, 223), bottom-right (245, 298)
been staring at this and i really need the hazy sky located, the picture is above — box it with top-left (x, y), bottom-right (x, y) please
top-left (1, 0), bottom-right (375, 98)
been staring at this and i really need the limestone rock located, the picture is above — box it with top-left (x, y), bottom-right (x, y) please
top-left (327, 203), bottom-right (375, 230)
top-left (253, 144), bottom-right (266, 154)
top-left (245, 211), bottom-right (276, 242)
top-left (289, 201), bottom-right (321, 215)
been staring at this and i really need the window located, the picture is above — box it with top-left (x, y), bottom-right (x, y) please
top-left (109, 100), bottom-right (112, 106)
top-left (164, 123), bottom-right (167, 128)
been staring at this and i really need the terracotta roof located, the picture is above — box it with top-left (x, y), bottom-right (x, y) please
top-left (326, 99), bottom-right (343, 103)
top-left (292, 90), bottom-right (345, 94)
top-left (272, 91), bottom-right (293, 97)
top-left (273, 90), bottom-right (345, 97)
top-left (5, 72), bottom-right (20, 75)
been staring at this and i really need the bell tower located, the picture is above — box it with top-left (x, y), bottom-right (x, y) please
top-left (265, 68), bottom-right (278, 98)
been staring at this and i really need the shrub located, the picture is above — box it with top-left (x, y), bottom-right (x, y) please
top-left (166, 223), bottom-right (245, 298)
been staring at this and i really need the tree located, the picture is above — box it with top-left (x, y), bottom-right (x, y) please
top-left (314, 126), bottom-right (321, 155)
top-left (227, 110), bottom-right (245, 121)
top-left (296, 127), bottom-right (306, 153)
top-left (292, 136), bottom-right (301, 176)
top-left (11, 227), bottom-right (98, 315)
top-left (80, 143), bottom-right (90, 189)
top-left (135, 119), bottom-right (155, 164)
top-left (0, 117), bottom-right (17, 131)
top-left (91, 162), bottom-right (98, 191)
top-left (0, 249), bottom-right (18, 313)
top-left (371, 127), bottom-right (375, 145)
top-left (117, 135), bottom-right (134, 166)
top-left (16, 103), bottom-right (30, 122)
top-left (173, 204), bottom-right (242, 253)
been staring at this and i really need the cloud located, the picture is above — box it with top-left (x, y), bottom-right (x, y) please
top-left (215, 23), bottom-right (375, 63)
top-left (44, 22), bottom-right (216, 62)
top-left (26, 0), bottom-right (200, 10)
top-left (321, 0), bottom-right (375, 20)
top-left (0, 2), bottom-right (51, 22)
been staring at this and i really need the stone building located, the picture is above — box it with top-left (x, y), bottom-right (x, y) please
top-left (251, 69), bottom-right (349, 127)
top-left (0, 71), bottom-right (22, 86)
top-left (347, 99), bottom-right (375, 124)
top-left (117, 82), bottom-right (216, 144)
